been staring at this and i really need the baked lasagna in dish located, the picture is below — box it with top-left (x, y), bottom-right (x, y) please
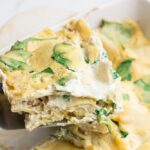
top-left (33, 19), bottom-right (150, 150)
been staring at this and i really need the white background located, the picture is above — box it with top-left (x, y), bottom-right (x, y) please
top-left (0, 0), bottom-right (104, 27)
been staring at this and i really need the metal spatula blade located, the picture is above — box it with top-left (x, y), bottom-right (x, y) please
top-left (0, 94), bottom-right (25, 129)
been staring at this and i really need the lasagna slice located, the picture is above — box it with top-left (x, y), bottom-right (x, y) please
top-left (0, 19), bottom-right (121, 130)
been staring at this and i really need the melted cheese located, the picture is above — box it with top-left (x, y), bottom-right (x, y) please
top-left (111, 82), bottom-right (150, 150)
top-left (33, 139), bottom-right (81, 150)
top-left (97, 20), bottom-right (150, 68)
top-left (97, 19), bottom-right (150, 150)
top-left (40, 82), bottom-right (150, 150)
top-left (0, 20), bottom-right (117, 104)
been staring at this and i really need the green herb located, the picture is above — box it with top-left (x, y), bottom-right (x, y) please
top-left (134, 76), bottom-right (150, 92)
top-left (113, 120), bottom-right (129, 138)
top-left (116, 59), bottom-right (134, 81)
top-left (122, 93), bottom-right (130, 101)
top-left (100, 20), bottom-right (135, 48)
top-left (15, 51), bottom-right (32, 61)
top-left (112, 102), bottom-right (117, 109)
top-left (11, 41), bottom-right (27, 51)
top-left (52, 50), bottom-right (70, 67)
top-left (63, 94), bottom-right (71, 102)
top-left (33, 67), bottom-right (54, 77)
top-left (134, 76), bottom-right (150, 103)
top-left (11, 37), bottom-right (56, 51)
top-left (0, 56), bottom-right (32, 72)
top-left (95, 108), bottom-right (111, 131)
top-left (51, 43), bottom-right (75, 72)
top-left (41, 67), bottom-right (54, 74)
top-left (95, 108), bottom-right (108, 117)
top-left (57, 77), bottom-right (71, 86)
top-left (119, 130), bottom-right (129, 138)
top-left (84, 56), bottom-right (89, 64)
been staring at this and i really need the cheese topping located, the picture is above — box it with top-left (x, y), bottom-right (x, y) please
top-left (0, 20), bottom-right (117, 103)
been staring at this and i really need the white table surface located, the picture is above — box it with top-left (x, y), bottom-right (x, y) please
top-left (0, 0), bottom-right (103, 27)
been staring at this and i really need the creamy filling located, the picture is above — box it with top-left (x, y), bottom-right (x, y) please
top-left (11, 94), bottom-right (119, 130)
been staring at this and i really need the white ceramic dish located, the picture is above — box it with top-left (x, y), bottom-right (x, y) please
top-left (0, 0), bottom-right (150, 149)
top-left (0, 6), bottom-right (76, 52)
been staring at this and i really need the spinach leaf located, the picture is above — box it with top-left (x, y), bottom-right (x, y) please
top-left (84, 55), bottom-right (89, 64)
top-left (112, 120), bottom-right (129, 138)
top-left (63, 94), bottom-right (71, 102)
top-left (0, 56), bottom-right (31, 72)
top-left (134, 76), bottom-right (150, 103)
top-left (116, 59), bottom-right (134, 81)
top-left (41, 67), bottom-right (54, 74)
top-left (51, 43), bottom-right (74, 72)
top-left (11, 37), bottom-right (56, 51)
top-left (11, 40), bottom-right (27, 51)
top-left (100, 20), bottom-right (135, 48)
top-left (14, 51), bottom-right (32, 61)
top-left (52, 50), bottom-right (70, 67)
top-left (119, 130), bottom-right (129, 138)
top-left (112, 102), bottom-right (117, 109)
top-left (33, 67), bottom-right (54, 77)
top-left (134, 76), bottom-right (150, 92)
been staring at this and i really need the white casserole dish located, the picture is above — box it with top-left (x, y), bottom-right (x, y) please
top-left (0, 0), bottom-right (150, 149)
